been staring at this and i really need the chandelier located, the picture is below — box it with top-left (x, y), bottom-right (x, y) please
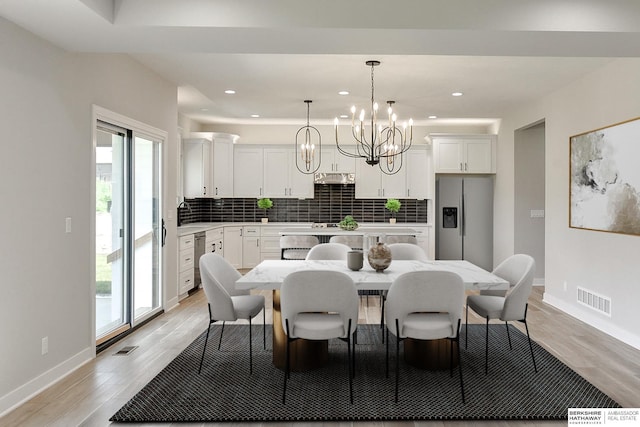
top-left (295, 100), bottom-right (321, 174)
top-left (334, 60), bottom-right (413, 175)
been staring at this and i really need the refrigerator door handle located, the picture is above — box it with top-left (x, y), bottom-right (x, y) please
top-left (461, 193), bottom-right (466, 237)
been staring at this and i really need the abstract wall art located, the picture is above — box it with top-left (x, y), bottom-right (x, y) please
top-left (570, 117), bottom-right (640, 235)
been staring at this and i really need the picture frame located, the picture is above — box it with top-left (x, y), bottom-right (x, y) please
top-left (570, 117), bottom-right (640, 236)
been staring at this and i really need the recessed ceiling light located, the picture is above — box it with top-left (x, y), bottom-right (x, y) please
top-left (452, 92), bottom-right (463, 97)
top-left (428, 115), bottom-right (437, 119)
top-left (200, 108), bottom-right (209, 112)
top-left (224, 89), bottom-right (236, 94)
top-left (340, 114), bottom-right (349, 119)
top-left (251, 114), bottom-right (260, 118)
top-left (338, 91), bottom-right (349, 96)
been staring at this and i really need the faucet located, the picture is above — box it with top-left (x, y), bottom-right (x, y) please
top-left (177, 201), bottom-right (192, 227)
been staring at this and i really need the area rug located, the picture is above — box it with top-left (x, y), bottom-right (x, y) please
top-left (110, 324), bottom-right (620, 422)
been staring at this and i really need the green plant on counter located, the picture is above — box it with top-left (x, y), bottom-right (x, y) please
top-left (339, 215), bottom-right (359, 231)
top-left (257, 198), bottom-right (273, 217)
top-left (385, 198), bottom-right (401, 217)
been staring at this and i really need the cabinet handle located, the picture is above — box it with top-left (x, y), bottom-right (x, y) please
top-left (460, 162), bottom-right (463, 171)
top-left (185, 257), bottom-right (191, 261)
top-left (215, 187), bottom-right (218, 195)
top-left (465, 162), bottom-right (468, 171)
top-left (203, 186), bottom-right (207, 195)
top-left (407, 188), bottom-right (410, 197)
top-left (256, 238), bottom-right (259, 247)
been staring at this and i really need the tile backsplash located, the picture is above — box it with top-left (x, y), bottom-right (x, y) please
top-left (178, 184), bottom-right (429, 225)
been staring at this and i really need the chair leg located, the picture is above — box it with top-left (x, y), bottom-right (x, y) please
top-left (217, 321), bottom-right (226, 350)
top-left (505, 321), bottom-right (512, 350)
top-left (524, 320), bottom-right (538, 372)
top-left (395, 319), bottom-right (400, 403)
top-left (282, 320), bottom-right (291, 404)
top-left (465, 303), bottom-right (469, 349)
top-left (449, 337), bottom-right (454, 377)
top-left (198, 322), bottom-right (212, 374)
top-left (385, 327), bottom-right (390, 378)
top-left (485, 317), bottom-right (489, 375)
top-left (249, 317), bottom-right (253, 375)
top-left (456, 327), bottom-right (466, 404)
top-left (263, 309), bottom-right (266, 350)
top-left (347, 320), bottom-right (354, 404)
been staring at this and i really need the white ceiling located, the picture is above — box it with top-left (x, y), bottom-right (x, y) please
top-left (2, 0), bottom-right (639, 127)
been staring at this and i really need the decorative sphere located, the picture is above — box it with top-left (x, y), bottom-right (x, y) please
top-left (367, 242), bottom-right (392, 272)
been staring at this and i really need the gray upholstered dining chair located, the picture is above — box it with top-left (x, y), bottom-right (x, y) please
top-left (388, 242), bottom-right (429, 261)
top-left (385, 270), bottom-right (466, 403)
top-left (198, 253), bottom-right (265, 375)
top-left (329, 235), bottom-right (363, 250)
top-left (385, 235), bottom-right (418, 245)
top-left (280, 235), bottom-right (319, 260)
top-left (280, 270), bottom-right (359, 404)
top-left (465, 253), bottom-right (537, 374)
top-left (305, 242), bottom-right (352, 260)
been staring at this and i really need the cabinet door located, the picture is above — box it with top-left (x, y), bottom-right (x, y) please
top-left (183, 138), bottom-right (212, 197)
top-left (212, 139), bottom-right (233, 197)
top-left (288, 150), bottom-right (314, 198)
top-left (317, 146), bottom-right (336, 173)
top-left (433, 138), bottom-right (464, 173)
top-left (233, 148), bottom-right (263, 197)
top-left (406, 149), bottom-right (430, 199)
top-left (223, 226), bottom-right (243, 269)
top-left (381, 166), bottom-right (407, 199)
top-left (263, 148), bottom-right (289, 197)
top-left (242, 237), bottom-right (261, 268)
top-left (464, 138), bottom-right (494, 173)
top-left (334, 148), bottom-right (356, 173)
top-left (355, 160), bottom-right (382, 198)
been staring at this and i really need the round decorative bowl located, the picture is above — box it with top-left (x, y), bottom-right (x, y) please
top-left (367, 242), bottom-right (392, 272)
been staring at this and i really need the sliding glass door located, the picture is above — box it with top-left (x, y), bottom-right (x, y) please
top-left (95, 120), bottom-right (163, 345)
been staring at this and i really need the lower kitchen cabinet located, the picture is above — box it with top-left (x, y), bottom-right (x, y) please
top-left (223, 226), bottom-right (243, 269)
top-left (178, 234), bottom-right (195, 295)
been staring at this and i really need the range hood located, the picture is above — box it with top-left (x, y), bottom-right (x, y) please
top-left (314, 172), bottom-right (355, 184)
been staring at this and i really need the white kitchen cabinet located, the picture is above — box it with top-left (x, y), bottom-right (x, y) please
top-left (260, 226), bottom-right (282, 260)
top-left (182, 138), bottom-right (212, 198)
top-left (223, 226), bottom-right (243, 269)
top-left (263, 148), bottom-right (314, 198)
top-left (212, 137), bottom-right (234, 197)
top-left (205, 227), bottom-right (224, 257)
top-left (355, 160), bottom-right (407, 199)
top-left (318, 146), bottom-right (356, 173)
top-left (432, 135), bottom-right (496, 174)
top-left (242, 226), bottom-right (261, 268)
top-left (178, 234), bottom-right (195, 295)
top-left (405, 148), bottom-right (431, 199)
top-left (233, 147), bottom-right (264, 197)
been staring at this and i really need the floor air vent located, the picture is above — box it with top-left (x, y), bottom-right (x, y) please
top-left (577, 287), bottom-right (611, 317)
top-left (114, 345), bottom-right (138, 356)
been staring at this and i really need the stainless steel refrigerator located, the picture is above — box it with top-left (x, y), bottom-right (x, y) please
top-left (435, 176), bottom-right (494, 271)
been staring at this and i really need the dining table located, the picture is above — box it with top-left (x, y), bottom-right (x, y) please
top-left (236, 259), bottom-right (509, 371)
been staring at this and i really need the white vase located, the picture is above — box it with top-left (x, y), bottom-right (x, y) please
top-left (261, 218), bottom-right (269, 223)
top-left (389, 218), bottom-right (396, 224)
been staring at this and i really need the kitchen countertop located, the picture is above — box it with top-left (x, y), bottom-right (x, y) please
top-left (177, 222), bottom-right (432, 237)
top-left (279, 226), bottom-right (422, 236)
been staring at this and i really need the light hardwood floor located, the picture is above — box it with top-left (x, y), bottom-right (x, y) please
top-left (2, 286), bottom-right (639, 427)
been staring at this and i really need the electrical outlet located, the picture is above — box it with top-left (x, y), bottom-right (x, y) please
top-left (42, 336), bottom-right (48, 355)
top-left (65, 217), bottom-right (72, 233)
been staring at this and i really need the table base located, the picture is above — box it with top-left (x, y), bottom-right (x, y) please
top-left (272, 290), bottom-right (328, 371)
top-left (404, 338), bottom-right (459, 370)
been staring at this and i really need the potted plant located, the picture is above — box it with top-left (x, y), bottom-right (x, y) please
top-left (257, 198), bottom-right (273, 223)
top-left (385, 198), bottom-right (401, 224)
top-left (338, 215), bottom-right (359, 231)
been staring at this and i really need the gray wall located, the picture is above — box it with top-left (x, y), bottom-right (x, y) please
top-left (514, 122), bottom-right (545, 281)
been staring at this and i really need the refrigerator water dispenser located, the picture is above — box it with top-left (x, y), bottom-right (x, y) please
top-left (442, 207), bottom-right (458, 228)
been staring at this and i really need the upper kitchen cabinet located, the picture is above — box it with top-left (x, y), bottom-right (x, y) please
top-left (263, 148), bottom-right (314, 198)
top-left (182, 132), bottom-right (236, 198)
top-left (355, 159), bottom-right (407, 199)
top-left (211, 134), bottom-right (235, 197)
top-left (182, 137), bottom-right (212, 198)
top-left (233, 147), bottom-right (264, 197)
top-left (432, 135), bottom-right (496, 174)
top-left (405, 147), bottom-right (431, 199)
top-left (318, 146), bottom-right (356, 173)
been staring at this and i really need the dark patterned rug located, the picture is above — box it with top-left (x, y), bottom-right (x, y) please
top-left (110, 324), bottom-right (619, 422)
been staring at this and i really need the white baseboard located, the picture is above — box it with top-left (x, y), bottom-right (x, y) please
top-left (543, 292), bottom-right (640, 351)
top-left (0, 347), bottom-right (93, 417)
top-left (165, 295), bottom-right (180, 312)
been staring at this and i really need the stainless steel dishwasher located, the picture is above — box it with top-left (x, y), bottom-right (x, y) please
top-left (193, 231), bottom-right (206, 288)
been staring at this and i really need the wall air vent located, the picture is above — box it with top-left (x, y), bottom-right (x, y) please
top-left (577, 287), bottom-right (611, 317)
top-left (114, 345), bottom-right (138, 356)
